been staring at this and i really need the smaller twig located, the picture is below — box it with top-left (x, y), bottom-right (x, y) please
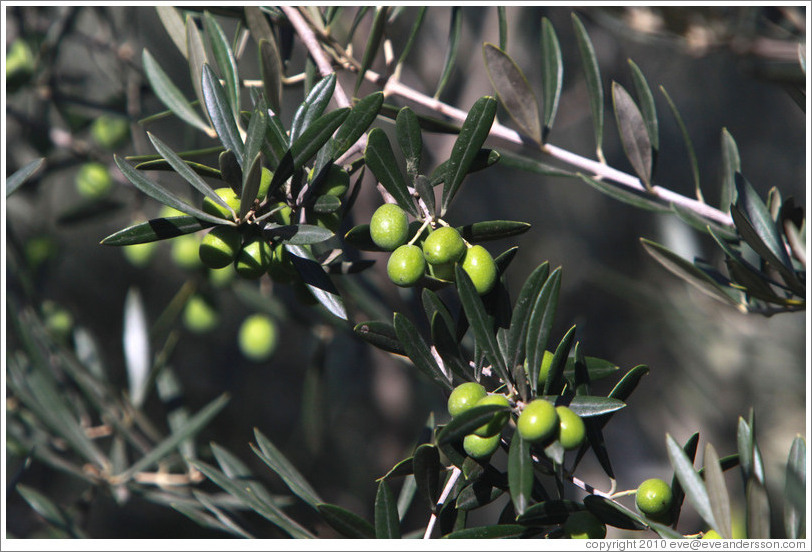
top-left (423, 466), bottom-right (461, 539)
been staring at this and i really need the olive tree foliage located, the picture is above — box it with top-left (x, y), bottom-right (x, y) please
top-left (5, 5), bottom-right (807, 541)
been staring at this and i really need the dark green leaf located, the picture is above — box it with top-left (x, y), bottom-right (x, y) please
top-left (482, 43), bottom-right (541, 145)
top-left (507, 262), bottom-right (550, 375)
top-left (355, 6), bottom-right (389, 93)
top-left (434, 7), bottom-right (462, 99)
top-left (431, 313), bottom-right (471, 383)
top-left (608, 365), bottom-right (650, 402)
top-left (239, 153), bottom-right (262, 218)
top-left (456, 480), bottom-right (504, 511)
top-left (203, 12), bottom-right (240, 118)
top-left (170, 500), bottom-right (251, 539)
top-left (784, 436), bottom-right (806, 539)
top-left (414, 175), bottom-right (436, 217)
top-left (737, 416), bottom-right (754, 485)
top-left (186, 15), bottom-right (209, 125)
top-left (142, 49), bottom-right (211, 135)
top-left (627, 59), bottom-right (659, 152)
top-left (661, 86), bottom-right (701, 202)
top-left (720, 128), bottom-right (740, 212)
top-left (441, 96), bottom-right (497, 214)
top-left (202, 64), bottom-right (244, 166)
top-left (669, 432), bottom-right (699, 526)
top-left (194, 460), bottom-right (315, 538)
top-left (365, 128), bottom-right (417, 216)
top-left (612, 81), bottom-right (652, 188)
top-left (347, 6), bottom-right (372, 43)
top-left (577, 173), bottom-right (670, 213)
top-left (704, 443), bottom-right (732, 538)
top-left (211, 442), bottom-right (276, 505)
top-left (556, 395), bottom-right (625, 417)
top-left (526, 267), bottom-right (561, 395)
top-left (312, 194), bottom-right (341, 214)
top-left (572, 13), bottom-right (604, 155)
top-left (101, 217), bottom-right (211, 246)
top-left (455, 265), bottom-right (511, 385)
top-left (666, 433), bottom-right (717, 530)
top-left (583, 495), bottom-right (647, 530)
top-left (396, 107), bottom-right (422, 181)
top-left (542, 325), bottom-right (576, 396)
top-left (317, 503), bottom-right (375, 539)
top-left (508, 431), bottom-right (533, 516)
top-left (378, 457), bottom-right (414, 481)
top-left (516, 499), bottom-right (582, 525)
top-left (746, 479), bottom-right (770, 538)
top-left (146, 132), bottom-right (231, 212)
top-left (17, 484), bottom-right (86, 538)
top-left (436, 404), bottom-right (512, 446)
top-left (331, 91), bottom-right (384, 159)
top-left (395, 7), bottom-right (427, 68)
top-left (456, 220), bottom-right (531, 243)
top-left (114, 155), bottom-right (233, 226)
top-left (264, 223), bottom-right (334, 245)
top-left (286, 244), bottom-right (347, 320)
top-left (135, 158), bottom-right (221, 180)
top-left (422, 289), bottom-right (456, 336)
top-left (259, 39), bottom-right (283, 115)
top-left (156, 6), bottom-right (187, 58)
top-left (353, 321), bottom-right (404, 355)
top-left (393, 313), bottom-right (452, 391)
top-left (412, 444), bottom-right (441, 512)
top-left (251, 428), bottom-right (323, 510)
top-left (540, 18), bottom-right (563, 142)
top-left (565, 356), bottom-right (619, 382)
top-left (672, 202), bottom-right (738, 241)
top-left (648, 521), bottom-right (685, 539)
top-left (443, 524), bottom-right (526, 539)
top-left (242, 107), bottom-right (268, 195)
top-left (265, 112), bottom-right (289, 168)
top-left (6, 158), bottom-right (44, 197)
top-left (291, 74), bottom-right (336, 143)
top-left (432, 149), bottom-right (503, 185)
top-left (344, 224), bottom-right (388, 252)
top-left (640, 238), bottom-right (742, 308)
top-left (374, 480), bottom-right (401, 539)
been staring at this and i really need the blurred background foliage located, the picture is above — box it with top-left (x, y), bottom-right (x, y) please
top-left (5, 5), bottom-right (806, 539)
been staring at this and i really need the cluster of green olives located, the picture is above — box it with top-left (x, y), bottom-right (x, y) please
top-left (446, 381), bottom-right (587, 461)
top-left (369, 203), bottom-right (498, 294)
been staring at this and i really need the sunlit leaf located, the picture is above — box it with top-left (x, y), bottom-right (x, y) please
top-left (661, 86), bottom-right (701, 202)
top-left (434, 7), bottom-right (462, 99)
top-left (540, 18), bottom-right (563, 142)
top-left (203, 11), bottom-right (240, 119)
top-left (355, 6), bottom-right (389, 94)
top-left (666, 433), bottom-right (717, 531)
top-left (374, 480), bottom-right (401, 538)
top-left (290, 73), bottom-right (336, 143)
top-left (331, 91), bottom-right (384, 159)
top-left (720, 128), bottom-right (740, 212)
top-left (746, 479), bottom-right (770, 538)
top-left (612, 82), bottom-right (652, 188)
top-left (393, 313), bottom-right (452, 391)
top-left (202, 64), bottom-right (244, 166)
top-left (365, 128), bottom-right (417, 216)
top-left (286, 245), bottom-right (347, 320)
top-left (704, 443), bottom-right (732, 538)
top-left (252, 428), bottom-right (323, 509)
top-left (572, 13), bottom-right (604, 155)
top-left (156, 6), bottom-right (187, 58)
top-left (784, 436), bottom-right (806, 539)
top-left (142, 49), bottom-right (211, 135)
top-left (482, 43), bottom-right (541, 145)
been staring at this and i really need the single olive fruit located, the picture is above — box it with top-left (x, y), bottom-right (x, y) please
top-left (6, 38), bottom-right (35, 80)
top-left (238, 313), bottom-right (278, 362)
top-left (171, 233), bottom-right (203, 270)
top-left (235, 235), bottom-right (272, 279)
top-left (387, 244), bottom-right (425, 287)
top-left (270, 201), bottom-right (293, 226)
top-left (267, 243), bottom-right (297, 283)
top-left (202, 187), bottom-right (241, 220)
top-left (199, 226), bottom-right (241, 269)
top-left (472, 394), bottom-right (511, 437)
top-left (308, 210), bottom-right (341, 233)
top-left (43, 301), bottom-right (73, 342)
top-left (75, 162), bottom-right (113, 198)
top-left (538, 350), bottom-right (554, 387)
top-left (517, 399), bottom-right (558, 443)
top-left (258, 167), bottom-right (273, 200)
top-left (208, 265), bottom-right (236, 287)
top-left (321, 165), bottom-right (350, 197)
top-left (556, 405), bottom-right (586, 450)
top-left (636, 478), bottom-right (674, 519)
top-left (123, 241), bottom-right (157, 268)
top-left (159, 205), bottom-right (185, 218)
top-left (370, 203), bottom-right (409, 251)
top-left (461, 245), bottom-right (497, 295)
top-left (90, 115), bottom-right (130, 150)
top-left (563, 511), bottom-right (606, 539)
top-left (183, 295), bottom-right (218, 334)
top-left (25, 236), bottom-right (57, 269)
top-left (463, 433), bottom-right (501, 460)
top-left (702, 530), bottom-right (722, 539)
top-left (422, 226), bottom-right (465, 265)
top-left (447, 382), bottom-right (487, 417)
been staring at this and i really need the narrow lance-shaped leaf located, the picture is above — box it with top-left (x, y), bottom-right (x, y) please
top-left (540, 17), bottom-right (563, 142)
top-left (202, 64), bottom-right (244, 166)
top-left (583, 495), bottom-right (648, 530)
top-left (203, 11), bottom-right (240, 120)
top-left (101, 216), bottom-right (213, 246)
top-left (330, 91), bottom-right (383, 159)
top-left (613, 82), bottom-right (652, 189)
top-left (147, 133), bottom-right (233, 214)
top-left (142, 49), bottom-right (212, 136)
top-left (436, 404), bottom-right (512, 446)
top-left (783, 435), bottom-right (806, 539)
top-left (526, 267), bottom-right (561, 395)
top-left (543, 324), bottom-right (576, 396)
top-left (746, 479), bottom-right (770, 538)
top-left (507, 262), bottom-right (550, 373)
top-left (114, 155), bottom-right (233, 226)
top-left (290, 73), bottom-right (336, 143)
top-left (455, 265), bottom-right (511, 385)
top-left (666, 433), bottom-right (717, 531)
top-left (412, 444), bottom-right (441, 512)
top-left (17, 485), bottom-right (86, 538)
top-left (572, 13), bottom-right (604, 156)
top-left (434, 7), bottom-right (462, 99)
top-left (720, 128), bottom-right (740, 212)
top-left (186, 15), bottom-right (210, 127)
top-left (508, 432), bottom-right (533, 516)
top-left (374, 480), bottom-right (401, 538)
top-left (395, 6), bottom-right (427, 69)
top-left (576, 173), bottom-right (670, 213)
top-left (317, 504), bottom-right (375, 539)
top-left (441, 96), bottom-right (497, 214)
top-left (393, 313), bottom-right (452, 391)
top-left (704, 443), bottom-right (732, 538)
top-left (6, 158), bottom-right (44, 197)
top-left (661, 86), bottom-right (702, 203)
top-left (286, 244), bottom-right (347, 320)
top-left (355, 6), bottom-right (389, 95)
top-left (242, 107), bottom-right (267, 187)
top-left (396, 107), bottom-right (423, 181)
top-left (627, 59), bottom-right (659, 153)
top-left (251, 428), bottom-right (323, 509)
top-left (482, 43), bottom-right (542, 145)
top-left (156, 6), bottom-right (188, 58)
top-left (259, 39), bottom-right (283, 116)
top-left (240, 155), bottom-right (262, 219)
top-left (123, 288), bottom-right (150, 408)
top-left (365, 128), bottom-right (417, 216)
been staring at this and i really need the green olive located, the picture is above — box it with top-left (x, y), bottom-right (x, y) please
top-left (123, 241), bottom-right (157, 268)
top-left (171, 233), bottom-right (203, 270)
top-left (199, 226), bottom-right (241, 269)
top-left (387, 244), bottom-right (425, 287)
top-left (90, 115), bottom-right (130, 150)
top-left (258, 167), bottom-right (273, 200)
top-left (202, 187), bottom-right (241, 220)
top-left (370, 203), bottom-right (409, 251)
top-left (463, 433), bottom-right (501, 460)
top-left (238, 314), bottom-right (278, 362)
top-left (75, 162), bottom-right (113, 198)
top-left (516, 399), bottom-right (558, 444)
top-left (555, 406), bottom-right (586, 450)
top-left (422, 226), bottom-right (465, 265)
top-left (461, 245), bottom-right (497, 295)
top-left (183, 295), bottom-right (219, 334)
top-left (235, 235), bottom-right (272, 279)
top-left (563, 511), bottom-right (606, 539)
top-left (321, 165), bottom-right (350, 197)
top-left (636, 478), bottom-right (674, 520)
top-left (471, 394), bottom-right (511, 437)
top-left (702, 530), bottom-right (722, 539)
top-left (447, 382), bottom-right (487, 417)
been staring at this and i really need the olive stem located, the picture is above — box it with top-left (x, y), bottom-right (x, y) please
top-left (407, 218), bottom-right (433, 247)
top-left (423, 466), bottom-right (461, 538)
top-left (610, 489), bottom-right (638, 499)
